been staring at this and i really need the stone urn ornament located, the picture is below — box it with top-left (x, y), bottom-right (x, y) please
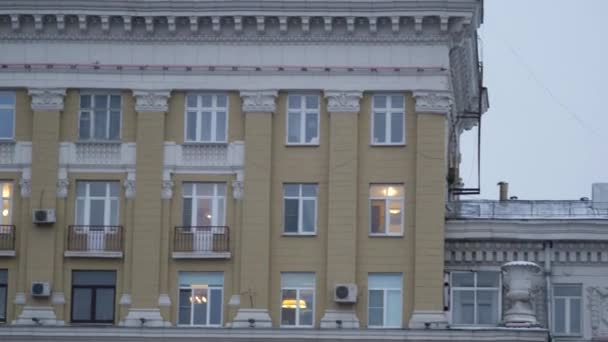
top-left (501, 261), bottom-right (543, 327)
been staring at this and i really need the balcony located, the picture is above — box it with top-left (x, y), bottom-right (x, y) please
top-left (172, 226), bottom-right (230, 259)
top-left (65, 225), bottom-right (123, 258)
top-left (0, 225), bottom-right (15, 257)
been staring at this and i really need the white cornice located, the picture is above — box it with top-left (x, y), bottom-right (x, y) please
top-left (27, 88), bottom-right (66, 111)
top-left (413, 90), bottom-right (453, 114)
top-left (240, 90), bottom-right (278, 113)
top-left (324, 90), bottom-right (363, 113)
top-left (132, 90), bottom-right (171, 113)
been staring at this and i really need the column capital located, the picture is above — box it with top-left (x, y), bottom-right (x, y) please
top-left (413, 91), bottom-right (453, 114)
top-left (324, 90), bottom-right (363, 113)
top-left (28, 88), bottom-right (66, 112)
top-left (240, 90), bottom-right (278, 113)
top-left (132, 89), bottom-right (171, 113)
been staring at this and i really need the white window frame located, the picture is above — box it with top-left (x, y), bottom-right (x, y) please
top-left (177, 283), bottom-right (224, 327)
top-left (285, 94), bottom-right (320, 145)
top-left (369, 184), bottom-right (404, 236)
top-left (552, 284), bottom-right (582, 336)
top-left (78, 92), bottom-right (122, 141)
top-left (450, 271), bottom-right (501, 326)
top-left (371, 94), bottom-right (405, 145)
top-left (280, 273), bottom-right (315, 328)
top-left (1, 182), bottom-right (13, 226)
top-left (182, 183), bottom-right (226, 227)
top-left (75, 181), bottom-right (120, 229)
top-left (0, 91), bottom-right (16, 140)
top-left (184, 93), bottom-right (229, 144)
top-left (367, 274), bottom-right (403, 328)
top-left (282, 184), bottom-right (317, 235)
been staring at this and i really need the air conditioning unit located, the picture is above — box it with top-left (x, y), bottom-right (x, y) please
top-left (31, 282), bottom-right (51, 297)
top-left (32, 209), bottom-right (56, 224)
top-left (334, 284), bottom-right (357, 303)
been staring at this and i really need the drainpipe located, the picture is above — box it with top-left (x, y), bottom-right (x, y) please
top-left (544, 241), bottom-right (553, 338)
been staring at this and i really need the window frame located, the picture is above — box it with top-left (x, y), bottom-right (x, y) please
top-left (182, 183), bottom-right (226, 227)
top-left (285, 93), bottom-right (320, 146)
top-left (75, 181), bottom-right (120, 228)
top-left (280, 273), bottom-right (315, 328)
top-left (1, 182), bottom-right (13, 225)
top-left (0, 269), bottom-right (7, 322)
top-left (282, 184), bottom-right (318, 236)
top-left (367, 273), bottom-right (403, 329)
top-left (371, 94), bottom-right (406, 146)
top-left (0, 91), bottom-right (16, 141)
top-left (450, 271), bottom-right (502, 326)
top-left (552, 284), bottom-right (582, 336)
top-left (78, 92), bottom-right (122, 142)
top-left (368, 184), bottom-right (404, 237)
top-left (70, 270), bottom-right (116, 324)
top-left (177, 284), bottom-right (224, 327)
top-left (184, 93), bottom-right (229, 144)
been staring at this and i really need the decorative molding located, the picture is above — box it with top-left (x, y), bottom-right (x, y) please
top-left (132, 90), bottom-right (171, 113)
top-left (119, 294), bottom-right (132, 306)
top-left (161, 179), bottom-right (174, 200)
top-left (124, 172), bottom-right (136, 199)
top-left (51, 292), bottom-right (66, 305)
top-left (232, 180), bottom-right (244, 200)
top-left (324, 90), bottom-right (363, 113)
top-left (413, 90), bottom-right (453, 114)
top-left (120, 308), bottom-right (170, 327)
top-left (158, 294), bottom-right (171, 307)
top-left (587, 287), bottom-right (608, 337)
top-left (163, 141), bottom-right (245, 174)
top-left (501, 261), bottom-right (543, 327)
top-left (56, 168), bottom-right (69, 198)
top-left (19, 168), bottom-right (31, 198)
top-left (240, 90), bottom-right (278, 113)
top-left (27, 88), bottom-right (66, 111)
top-left (14, 292), bottom-right (26, 305)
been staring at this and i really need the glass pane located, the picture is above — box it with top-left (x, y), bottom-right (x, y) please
top-left (76, 200), bottom-right (85, 226)
top-left (201, 95), bottom-right (212, 108)
top-left (197, 183), bottom-right (214, 196)
top-left (89, 200), bottom-right (105, 226)
top-left (477, 290), bottom-right (499, 324)
top-left (374, 95), bottom-right (387, 108)
top-left (200, 112), bottom-right (212, 141)
top-left (72, 288), bottom-right (92, 321)
top-left (109, 111), bottom-right (120, 139)
top-left (390, 112), bottom-right (404, 143)
top-left (388, 200), bottom-right (402, 234)
top-left (196, 198), bottom-right (212, 226)
top-left (178, 289), bottom-right (191, 325)
top-left (477, 272), bottom-right (500, 288)
top-left (373, 112), bottom-right (386, 143)
top-left (209, 288), bottom-right (222, 325)
top-left (110, 95), bottom-right (121, 109)
top-left (305, 113), bottom-right (318, 143)
top-left (0, 94), bottom-right (13, 106)
top-left (570, 298), bottom-right (581, 333)
top-left (368, 308), bottom-right (383, 326)
top-left (89, 182), bottom-right (106, 197)
top-left (94, 110), bottom-right (108, 139)
top-left (302, 200), bottom-right (315, 233)
top-left (109, 200), bottom-right (118, 225)
top-left (302, 184), bottom-right (316, 197)
top-left (453, 290), bottom-right (475, 324)
top-left (0, 287), bottom-right (5, 320)
top-left (94, 95), bottom-right (108, 109)
top-left (282, 273), bottom-right (315, 288)
top-left (216, 111), bottom-right (227, 142)
top-left (0, 109), bottom-right (14, 138)
top-left (79, 112), bottom-right (90, 139)
top-left (192, 287), bottom-right (208, 325)
top-left (283, 199), bottom-right (299, 233)
top-left (391, 95), bottom-right (404, 108)
top-left (299, 289), bottom-right (314, 326)
top-left (78, 95), bottom-right (90, 109)
top-left (369, 290), bottom-right (383, 308)
top-left (452, 273), bottom-right (475, 287)
top-left (186, 112), bottom-right (197, 141)
top-left (216, 184), bottom-right (226, 196)
top-left (283, 184), bottom-right (299, 197)
top-left (305, 96), bottom-right (318, 109)
top-left (287, 112), bottom-right (301, 143)
top-left (554, 285), bottom-right (581, 297)
top-left (94, 288), bottom-right (114, 321)
top-left (554, 298), bottom-right (566, 333)
top-left (216, 198), bottom-right (225, 226)
top-left (0, 270), bottom-right (6, 284)
top-left (216, 95), bottom-right (227, 108)
top-left (370, 200), bottom-right (385, 234)
top-left (369, 185), bottom-right (387, 198)
top-left (1, 199), bottom-right (9, 225)
top-left (386, 290), bottom-right (402, 327)
top-left (368, 290), bottom-right (383, 326)
top-left (182, 198), bottom-right (192, 226)
top-left (281, 289), bottom-right (297, 326)
top-left (186, 95), bottom-right (197, 108)
top-left (183, 183), bottom-right (193, 196)
top-left (288, 96), bottom-right (300, 109)
top-left (73, 271), bottom-right (116, 286)
top-left (109, 182), bottom-right (119, 197)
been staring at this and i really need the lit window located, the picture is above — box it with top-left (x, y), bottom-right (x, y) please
top-left (286, 94), bottom-right (320, 145)
top-left (185, 94), bottom-right (228, 143)
top-left (178, 272), bottom-right (223, 326)
top-left (0, 269), bottom-right (7, 322)
top-left (79, 93), bottom-right (121, 141)
top-left (369, 185), bottom-right (404, 235)
top-left (281, 272), bottom-right (315, 327)
top-left (553, 284), bottom-right (581, 335)
top-left (71, 271), bottom-right (116, 323)
top-left (451, 271), bottom-right (500, 325)
top-left (368, 273), bottom-right (402, 328)
top-left (181, 183), bottom-right (226, 252)
top-left (372, 95), bottom-right (405, 145)
top-left (1, 182), bottom-right (12, 225)
top-left (283, 184), bottom-right (317, 235)
top-left (0, 92), bottom-right (15, 140)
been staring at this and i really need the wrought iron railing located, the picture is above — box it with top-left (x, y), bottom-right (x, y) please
top-left (174, 226), bottom-right (230, 253)
top-left (0, 225), bottom-right (15, 251)
top-left (67, 225), bottom-right (123, 252)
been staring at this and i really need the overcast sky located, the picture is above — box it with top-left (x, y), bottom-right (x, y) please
top-left (459, 0), bottom-right (608, 200)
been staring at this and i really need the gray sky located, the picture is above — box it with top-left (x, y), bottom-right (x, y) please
top-left (460, 0), bottom-right (608, 200)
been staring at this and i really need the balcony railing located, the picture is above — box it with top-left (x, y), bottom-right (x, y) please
top-left (0, 225), bottom-right (16, 256)
top-left (65, 225), bottom-right (123, 258)
top-left (173, 226), bottom-right (230, 259)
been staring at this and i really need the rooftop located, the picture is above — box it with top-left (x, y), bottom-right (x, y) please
top-left (446, 200), bottom-right (608, 220)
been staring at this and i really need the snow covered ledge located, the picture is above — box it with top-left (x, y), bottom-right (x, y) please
top-left (501, 261), bottom-right (543, 327)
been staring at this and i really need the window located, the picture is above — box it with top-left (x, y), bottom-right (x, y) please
top-left (185, 94), bottom-right (228, 143)
top-left (1, 182), bottom-right (12, 225)
top-left (79, 93), bottom-right (121, 140)
top-left (0, 270), bottom-right (6, 322)
top-left (451, 271), bottom-right (500, 325)
top-left (281, 272), bottom-right (315, 327)
top-left (0, 92), bottom-right (15, 140)
top-left (76, 181), bottom-right (119, 226)
top-left (283, 184), bottom-right (317, 234)
top-left (368, 273), bottom-right (402, 328)
top-left (369, 185), bottom-right (404, 235)
top-left (178, 272), bottom-right (224, 326)
top-left (372, 95), bottom-right (405, 145)
top-left (182, 183), bottom-right (226, 227)
top-left (286, 94), bottom-right (319, 145)
top-left (71, 271), bottom-right (116, 323)
top-left (553, 284), bottom-right (581, 335)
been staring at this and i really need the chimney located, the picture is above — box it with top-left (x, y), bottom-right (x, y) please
top-left (592, 183), bottom-right (608, 209)
top-left (497, 182), bottom-right (509, 201)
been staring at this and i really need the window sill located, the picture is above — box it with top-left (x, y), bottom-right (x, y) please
top-left (369, 233), bottom-right (404, 238)
top-left (176, 324), bottom-right (224, 328)
top-left (0, 139), bottom-right (15, 143)
top-left (182, 141), bottom-right (229, 146)
top-left (76, 140), bottom-right (122, 144)
top-left (367, 325), bottom-right (403, 329)
top-left (285, 143), bottom-right (320, 147)
top-left (370, 143), bottom-right (406, 147)
top-left (282, 232), bottom-right (317, 237)
top-left (279, 325), bottom-right (315, 328)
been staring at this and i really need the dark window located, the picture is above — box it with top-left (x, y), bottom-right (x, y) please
top-left (71, 271), bottom-right (116, 323)
top-left (0, 270), bottom-right (7, 322)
